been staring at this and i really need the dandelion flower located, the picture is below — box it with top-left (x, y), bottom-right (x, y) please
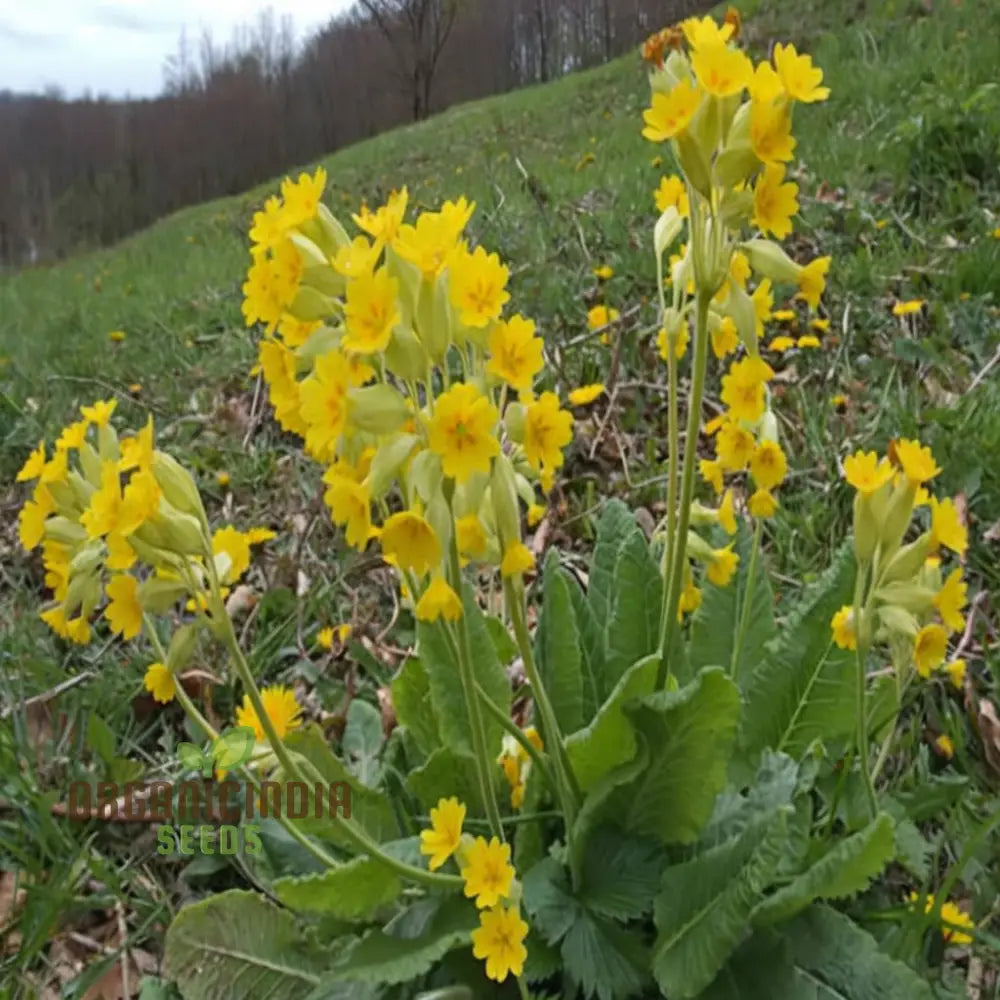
top-left (892, 299), bottom-right (924, 317)
top-left (568, 383), bottom-right (605, 407)
top-left (587, 304), bottom-right (620, 330)
top-left (236, 685), bottom-right (302, 741)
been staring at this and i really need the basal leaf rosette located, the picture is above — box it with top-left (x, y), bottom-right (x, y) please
top-left (241, 172), bottom-right (575, 620)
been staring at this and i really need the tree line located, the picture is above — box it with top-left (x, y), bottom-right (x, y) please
top-left (0, 0), bottom-right (701, 268)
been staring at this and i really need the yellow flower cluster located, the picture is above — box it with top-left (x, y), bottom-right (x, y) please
top-left (418, 798), bottom-right (528, 982)
top-left (833, 440), bottom-right (968, 680)
top-left (637, 12), bottom-right (830, 613)
top-left (241, 171), bottom-right (577, 617)
top-left (908, 892), bottom-right (975, 946)
top-left (16, 404), bottom-right (272, 654)
top-left (498, 726), bottom-right (544, 809)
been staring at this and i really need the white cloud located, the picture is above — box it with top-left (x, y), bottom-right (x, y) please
top-left (0, 0), bottom-right (353, 97)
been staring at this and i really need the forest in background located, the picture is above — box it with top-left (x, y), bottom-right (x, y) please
top-left (0, 0), bottom-right (693, 267)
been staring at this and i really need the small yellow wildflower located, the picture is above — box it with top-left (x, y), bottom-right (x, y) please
top-left (933, 734), bottom-right (954, 760)
top-left (568, 383), bottom-right (605, 407)
top-left (752, 163), bottom-right (799, 238)
top-left (691, 41), bottom-right (753, 97)
top-left (831, 606), bottom-right (856, 650)
top-left (893, 439), bottom-right (941, 486)
top-left (235, 685), bottom-right (302, 741)
top-left (700, 458), bottom-right (724, 494)
top-left (448, 245), bottom-right (510, 328)
top-left (929, 496), bottom-right (967, 555)
top-left (593, 265), bottom-right (614, 280)
top-left (487, 315), bottom-right (544, 393)
top-left (750, 98), bottom-right (796, 164)
top-left (16, 442), bottom-right (46, 483)
top-left (472, 905), bottom-right (529, 983)
top-left (642, 78), bottom-right (704, 142)
top-left (908, 893), bottom-right (974, 946)
top-left (914, 623), bottom-right (948, 678)
top-left (892, 299), bottom-right (925, 317)
top-left (796, 256), bottom-right (831, 310)
top-left (461, 836), bottom-right (515, 909)
top-left (527, 504), bottom-right (546, 528)
top-left (524, 392), bottom-right (573, 489)
top-left (109, 330), bottom-right (126, 342)
top-left (707, 546), bottom-right (739, 587)
top-left (501, 542), bottom-right (535, 578)
top-left (419, 797), bottom-right (466, 871)
top-left (811, 317), bottom-right (831, 332)
top-left (718, 489), bottom-right (737, 535)
top-left (587, 304), bottom-right (620, 330)
top-left (104, 574), bottom-right (143, 640)
top-left (721, 356), bottom-right (774, 423)
top-left (716, 422), bottom-right (755, 472)
top-left (944, 659), bottom-right (967, 691)
top-left (712, 316), bottom-right (740, 359)
top-left (654, 174), bottom-right (690, 216)
top-left (456, 514), bottom-right (489, 560)
top-left (843, 451), bottom-right (894, 495)
top-left (416, 575), bottom-right (463, 623)
top-left (767, 335), bottom-right (796, 353)
top-left (428, 383), bottom-right (500, 483)
top-left (144, 663), bottom-right (177, 705)
top-left (342, 267), bottom-right (401, 354)
top-left (80, 398), bottom-right (117, 427)
top-left (749, 488), bottom-right (778, 519)
top-left (772, 42), bottom-right (830, 102)
top-left (324, 476), bottom-right (373, 550)
top-left (934, 568), bottom-right (967, 633)
top-left (749, 440), bottom-right (788, 491)
top-left (380, 511), bottom-right (442, 575)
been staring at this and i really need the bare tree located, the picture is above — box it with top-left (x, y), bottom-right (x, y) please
top-left (356, 0), bottom-right (462, 120)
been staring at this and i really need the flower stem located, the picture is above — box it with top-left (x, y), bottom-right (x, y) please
top-left (656, 289), bottom-right (711, 690)
top-left (730, 519), bottom-right (762, 682)
top-left (505, 579), bottom-right (582, 826)
top-left (447, 529), bottom-right (506, 840)
top-left (852, 571), bottom-right (878, 819)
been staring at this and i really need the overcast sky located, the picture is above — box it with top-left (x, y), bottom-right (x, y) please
top-left (0, 1), bottom-right (354, 99)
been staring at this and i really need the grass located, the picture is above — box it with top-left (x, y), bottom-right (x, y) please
top-left (1, 0), bottom-right (1000, 993)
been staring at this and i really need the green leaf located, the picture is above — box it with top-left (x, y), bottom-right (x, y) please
top-left (535, 549), bottom-right (585, 733)
top-left (566, 654), bottom-right (660, 794)
top-left (485, 615), bottom-right (518, 665)
top-left (273, 857), bottom-right (401, 921)
top-left (407, 746), bottom-right (484, 815)
top-left (342, 700), bottom-right (383, 787)
top-left (177, 742), bottom-right (210, 775)
top-left (579, 827), bottom-right (663, 921)
top-left (212, 726), bottom-right (256, 770)
top-left (652, 811), bottom-right (789, 999)
top-left (562, 910), bottom-right (649, 1000)
top-left (522, 856), bottom-right (578, 945)
top-left (326, 897), bottom-right (477, 985)
top-left (739, 543), bottom-right (858, 769)
top-left (567, 566), bottom-right (605, 715)
top-left (87, 714), bottom-right (116, 765)
top-left (163, 890), bottom-right (324, 999)
top-left (418, 586), bottom-right (510, 759)
top-left (753, 813), bottom-right (896, 926)
top-left (283, 725), bottom-right (396, 846)
top-left (603, 528), bottom-right (662, 691)
top-left (689, 523), bottom-right (776, 681)
top-left (614, 668), bottom-right (741, 845)
top-left (587, 499), bottom-right (635, 633)
top-left (392, 657), bottom-right (441, 755)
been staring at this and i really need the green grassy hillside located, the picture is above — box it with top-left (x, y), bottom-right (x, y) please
top-left (2, 0), bottom-right (1000, 992)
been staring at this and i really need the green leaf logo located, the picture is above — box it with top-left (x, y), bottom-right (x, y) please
top-left (178, 742), bottom-right (212, 776)
top-left (211, 726), bottom-right (256, 770)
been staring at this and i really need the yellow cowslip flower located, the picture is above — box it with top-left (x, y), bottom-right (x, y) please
top-left (119, 417), bottom-right (154, 472)
top-left (236, 685), bottom-right (303, 741)
top-left (908, 893), bottom-right (974, 946)
top-left (419, 796), bottom-right (466, 871)
top-left (18, 483), bottom-right (54, 551)
top-left (796, 256), bottom-right (831, 310)
top-left (712, 316), bottom-right (740, 359)
top-left (773, 43), bottom-right (830, 103)
top-left (428, 383), bottom-right (500, 483)
top-left (342, 267), bottom-right (400, 354)
top-left (749, 440), bottom-right (787, 491)
top-left (752, 278), bottom-right (774, 335)
top-left (456, 514), bottom-right (489, 560)
top-left (472, 905), bottom-right (529, 983)
top-left (277, 315), bottom-right (322, 348)
top-left (934, 733), bottom-right (954, 759)
top-left (41, 606), bottom-right (91, 645)
top-left (749, 60), bottom-right (784, 104)
top-left (106, 532), bottom-right (137, 572)
top-left (641, 78), bottom-right (704, 142)
top-left (657, 324), bottom-right (690, 361)
top-left (750, 98), bottom-right (796, 164)
top-left (42, 541), bottom-right (70, 601)
top-left (279, 167), bottom-right (326, 229)
top-left (944, 658), bottom-right (967, 691)
top-left (587, 304), bottom-right (620, 330)
top-left (914, 624), bottom-right (948, 678)
top-left (144, 662), bottom-right (177, 705)
top-left (80, 398), bottom-right (117, 427)
top-left (380, 511), bottom-right (441, 575)
top-left (104, 574), bottom-right (143, 640)
top-left (797, 334), bottom-right (821, 349)
top-left (353, 187), bottom-right (408, 246)
top-left (749, 488), bottom-right (778, 518)
top-left (929, 496), bottom-right (967, 555)
top-left (715, 422), bottom-right (755, 472)
top-left (691, 41), bottom-right (753, 97)
top-left (248, 195), bottom-right (287, 251)
top-left (332, 235), bottom-right (380, 279)
top-left (324, 476), bottom-right (372, 550)
top-left (448, 245), bottom-right (510, 328)
top-left (121, 469), bottom-right (161, 533)
top-left (393, 206), bottom-right (468, 279)
top-left (461, 836), bottom-right (515, 909)
top-left (681, 14), bottom-right (734, 49)
top-left (720, 356), bottom-right (774, 423)
top-left (568, 383), bottom-right (605, 407)
top-left (934, 568), bottom-right (967, 633)
top-left (843, 451), bottom-right (893, 495)
top-left (415, 575), bottom-right (463, 623)
top-left (316, 627), bottom-right (335, 650)
top-left (654, 174), bottom-right (690, 216)
top-left (501, 542), bottom-right (535, 578)
top-left (486, 315), bottom-right (544, 392)
top-left (752, 163), bottom-right (799, 238)
top-left (81, 461), bottom-right (126, 539)
top-left (212, 525), bottom-right (271, 584)
top-left (524, 392), bottom-right (573, 490)
top-left (730, 251), bottom-right (751, 289)
top-left (678, 570), bottom-right (702, 620)
top-left (699, 458), bottom-right (724, 494)
top-left (831, 606), bottom-right (856, 650)
top-left (593, 265), bottom-right (614, 280)
top-left (707, 545), bottom-right (739, 587)
top-left (55, 420), bottom-right (89, 452)
top-left (767, 335), bottom-right (796, 353)
top-left (527, 503), bottom-right (546, 528)
top-left (718, 489), bottom-right (737, 535)
top-left (299, 351), bottom-right (352, 462)
top-left (17, 441), bottom-right (47, 482)
top-left (893, 439), bottom-right (941, 486)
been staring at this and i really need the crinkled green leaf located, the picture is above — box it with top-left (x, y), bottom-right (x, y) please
top-left (407, 746), bottom-right (484, 815)
top-left (579, 827), bottom-right (663, 921)
top-left (272, 857), bottom-right (401, 921)
top-left (342, 700), bottom-right (383, 788)
top-left (587, 499), bottom-right (635, 634)
top-left (535, 549), bottom-right (585, 733)
top-left (562, 910), bottom-right (650, 1000)
top-left (567, 564), bottom-right (605, 716)
top-left (391, 657), bottom-right (440, 755)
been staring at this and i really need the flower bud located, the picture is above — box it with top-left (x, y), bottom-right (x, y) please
top-left (68, 542), bottom-right (104, 577)
top-left (384, 245), bottom-right (421, 322)
top-left (152, 452), bottom-right (206, 521)
top-left (415, 276), bottom-right (451, 361)
top-left (66, 471), bottom-right (95, 512)
top-left (97, 423), bottom-right (120, 465)
top-left (876, 604), bottom-right (919, 640)
top-left (311, 204), bottom-right (351, 258)
top-left (166, 624), bottom-right (200, 673)
top-left (875, 581), bottom-right (936, 617)
top-left (758, 411), bottom-right (779, 444)
top-left (142, 504), bottom-right (209, 557)
top-left (409, 449), bottom-right (444, 505)
top-left (880, 479), bottom-right (916, 557)
top-left (654, 205), bottom-right (683, 260)
top-left (289, 231), bottom-right (328, 269)
top-left (302, 262), bottom-right (344, 298)
top-left (684, 529), bottom-right (714, 562)
top-left (504, 402), bottom-right (526, 444)
top-left (675, 131), bottom-right (712, 201)
top-left (724, 280), bottom-right (758, 356)
top-left (44, 516), bottom-right (87, 548)
top-left (718, 185), bottom-right (754, 229)
top-left (852, 492), bottom-right (879, 565)
top-left (368, 434), bottom-right (420, 498)
top-left (881, 532), bottom-right (932, 585)
top-left (288, 286), bottom-right (336, 323)
top-left (490, 454), bottom-right (522, 551)
top-left (348, 384), bottom-right (410, 435)
top-left (295, 325), bottom-right (341, 367)
top-left (742, 239), bottom-right (801, 285)
top-left (384, 325), bottom-right (429, 382)
top-left (77, 442), bottom-right (103, 487)
top-left (138, 576), bottom-right (189, 613)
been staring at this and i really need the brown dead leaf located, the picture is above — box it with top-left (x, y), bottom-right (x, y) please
top-left (976, 699), bottom-right (1000, 775)
top-left (1, 870), bottom-right (27, 954)
top-left (377, 686), bottom-right (396, 736)
top-left (225, 584), bottom-right (257, 617)
top-left (984, 519), bottom-right (1000, 543)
